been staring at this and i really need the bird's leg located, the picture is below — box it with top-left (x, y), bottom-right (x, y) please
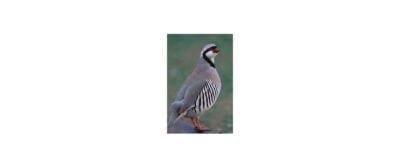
top-left (191, 117), bottom-right (209, 131)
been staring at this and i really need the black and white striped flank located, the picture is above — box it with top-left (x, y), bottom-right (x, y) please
top-left (194, 79), bottom-right (221, 114)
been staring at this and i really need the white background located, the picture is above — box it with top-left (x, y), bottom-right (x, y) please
top-left (1, 0), bottom-right (399, 166)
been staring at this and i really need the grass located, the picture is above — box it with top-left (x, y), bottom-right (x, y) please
top-left (167, 34), bottom-right (233, 133)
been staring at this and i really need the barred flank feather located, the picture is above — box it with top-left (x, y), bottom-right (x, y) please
top-left (194, 80), bottom-right (221, 114)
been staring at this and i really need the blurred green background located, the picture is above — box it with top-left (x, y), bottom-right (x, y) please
top-left (167, 34), bottom-right (233, 133)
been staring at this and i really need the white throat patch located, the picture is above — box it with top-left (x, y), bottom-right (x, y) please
top-left (205, 50), bottom-right (217, 59)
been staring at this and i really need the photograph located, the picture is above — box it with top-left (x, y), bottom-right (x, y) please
top-left (2, 1), bottom-right (399, 166)
top-left (167, 34), bottom-right (233, 133)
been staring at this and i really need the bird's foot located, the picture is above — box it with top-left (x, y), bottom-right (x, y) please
top-left (191, 117), bottom-right (210, 132)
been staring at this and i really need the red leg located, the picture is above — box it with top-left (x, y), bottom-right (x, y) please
top-left (191, 117), bottom-right (209, 132)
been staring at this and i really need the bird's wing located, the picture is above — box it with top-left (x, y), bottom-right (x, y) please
top-left (179, 80), bottom-right (208, 113)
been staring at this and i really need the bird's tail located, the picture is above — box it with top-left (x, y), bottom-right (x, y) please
top-left (167, 101), bottom-right (186, 128)
top-left (167, 111), bottom-right (187, 128)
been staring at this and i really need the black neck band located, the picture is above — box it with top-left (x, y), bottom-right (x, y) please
top-left (202, 47), bottom-right (217, 68)
top-left (202, 53), bottom-right (216, 68)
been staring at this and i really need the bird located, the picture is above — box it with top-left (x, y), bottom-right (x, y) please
top-left (168, 43), bottom-right (222, 132)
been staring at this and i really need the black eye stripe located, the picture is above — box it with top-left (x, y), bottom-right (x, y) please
top-left (204, 46), bottom-right (218, 53)
top-left (208, 46), bottom-right (217, 51)
top-left (209, 46), bottom-right (217, 50)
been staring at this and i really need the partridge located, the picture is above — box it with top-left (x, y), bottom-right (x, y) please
top-left (168, 44), bottom-right (222, 132)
